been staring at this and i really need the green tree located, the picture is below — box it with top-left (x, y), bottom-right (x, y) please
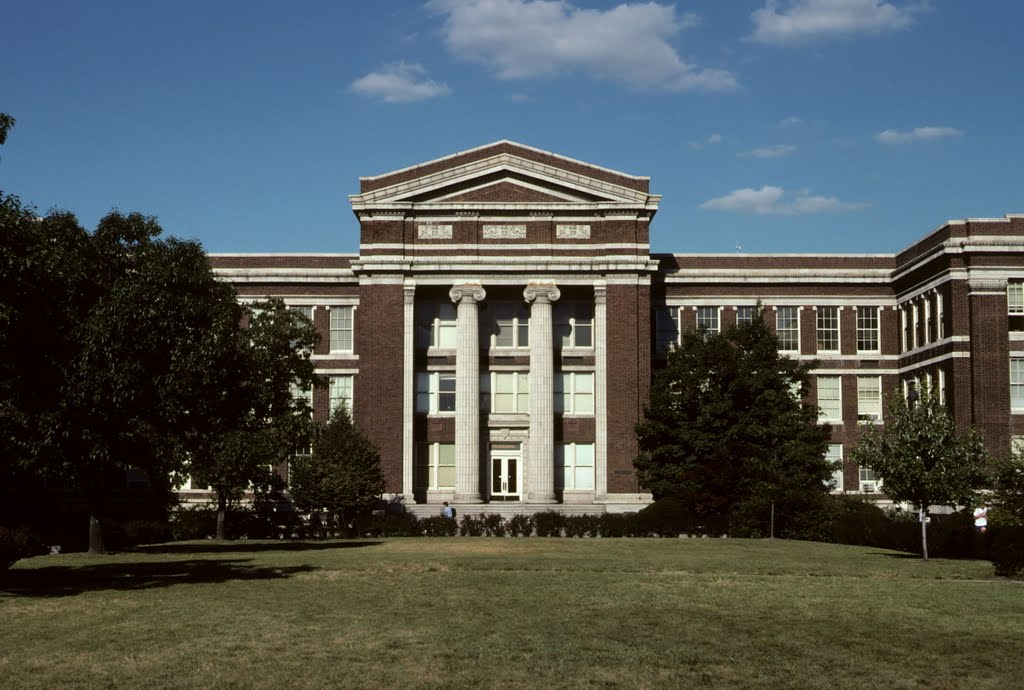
top-left (635, 309), bottom-right (832, 536)
top-left (187, 300), bottom-right (318, 540)
top-left (289, 406), bottom-right (385, 529)
top-left (851, 384), bottom-right (990, 559)
top-left (0, 113), bottom-right (15, 146)
top-left (986, 452), bottom-right (1024, 527)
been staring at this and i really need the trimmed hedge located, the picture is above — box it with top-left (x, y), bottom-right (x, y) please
top-left (1, 526), bottom-right (47, 571)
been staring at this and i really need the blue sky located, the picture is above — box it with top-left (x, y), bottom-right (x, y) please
top-left (2, 0), bottom-right (1022, 254)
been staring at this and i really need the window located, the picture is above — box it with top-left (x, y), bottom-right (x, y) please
top-left (329, 375), bottom-right (353, 415)
top-left (816, 307), bottom-right (839, 352)
top-left (696, 306), bottom-right (719, 336)
top-left (555, 301), bottom-right (594, 348)
top-left (825, 444), bottom-right (844, 492)
top-left (655, 307), bottom-right (679, 353)
top-left (1010, 283), bottom-right (1024, 315)
top-left (330, 306), bottom-right (354, 352)
top-left (557, 443), bottom-right (594, 491)
top-left (415, 372), bottom-right (456, 414)
top-left (936, 292), bottom-right (944, 339)
top-left (817, 376), bottom-right (842, 423)
top-left (736, 306), bottom-right (758, 327)
top-left (556, 372), bottom-right (595, 415)
top-left (289, 305), bottom-right (313, 322)
top-left (290, 382), bottom-right (313, 416)
top-left (776, 307), bottom-right (799, 352)
top-left (416, 303), bottom-right (457, 349)
top-left (1012, 359), bottom-right (1024, 411)
top-left (415, 443), bottom-right (455, 490)
top-left (491, 372), bottom-right (530, 413)
top-left (857, 376), bottom-right (882, 422)
top-left (856, 306), bottom-right (879, 353)
top-left (859, 466), bottom-right (879, 492)
top-left (487, 302), bottom-right (529, 349)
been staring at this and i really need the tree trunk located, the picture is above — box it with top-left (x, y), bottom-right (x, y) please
top-left (216, 495), bottom-right (227, 541)
top-left (920, 508), bottom-right (929, 561)
top-left (88, 514), bottom-right (105, 555)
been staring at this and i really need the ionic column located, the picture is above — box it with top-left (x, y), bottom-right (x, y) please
top-left (594, 285), bottom-right (608, 501)
top-left (450, 283), bottom-right (486, 503)
top-left (402, 283), bottom-right (416, 502)
top-left (524, 282), bottom-right (560, 503)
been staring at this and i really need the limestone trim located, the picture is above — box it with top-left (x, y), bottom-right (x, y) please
top-left (402, 283), bottom-right (416, 501)
top-left (524, 282), bottom-right (561, 504)
top-left (594, 284), bottom-right (608, 501)
top-left (450, 283), bottom-right (486, 503)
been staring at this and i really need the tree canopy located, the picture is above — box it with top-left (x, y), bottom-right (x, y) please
top-left (635, 310), bottom-right (832, 536)
top-left (851, 384), bottom-right (990, 559)
top-left (289, 406), bottom-right (385, 528)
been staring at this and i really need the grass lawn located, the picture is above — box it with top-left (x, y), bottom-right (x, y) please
top-left (1, 538), bottom-right (1021, 689)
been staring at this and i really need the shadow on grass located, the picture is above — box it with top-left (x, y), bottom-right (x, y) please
top-left (0, 557), bottom-right (323, 598)
top-left (133, 540), bottom-right (384, 555)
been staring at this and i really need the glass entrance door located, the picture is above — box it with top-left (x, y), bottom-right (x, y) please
top-left (491, 455), bottom-right (519, 500)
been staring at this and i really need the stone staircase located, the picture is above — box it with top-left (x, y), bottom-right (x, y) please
top-left (405, 502), bottom-right (610, 519)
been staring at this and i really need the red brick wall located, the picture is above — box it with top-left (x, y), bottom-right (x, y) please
top-left (606, 282), bottom-right (651, 494)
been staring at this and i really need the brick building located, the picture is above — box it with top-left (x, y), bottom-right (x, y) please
top-left (199, 141), bottom-right (1024, 512)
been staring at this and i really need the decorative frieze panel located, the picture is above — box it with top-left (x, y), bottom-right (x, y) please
top-left (417, 224), bottom-right (453, 240)
top-left (556, 224), bottom-right (591, 239)
top-left (482, 224), bottom-right (527, 239)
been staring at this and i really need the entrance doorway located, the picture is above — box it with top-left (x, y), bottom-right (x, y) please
top-left (490, 454), bottom-right (520, 501)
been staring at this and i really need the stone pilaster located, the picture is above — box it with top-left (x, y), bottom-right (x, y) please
top-left (450, 283), bottom-right (486, 503)
top-left (402, 282), bottom-right (416, 502)
top-left (594, 285), bottom-right (608, 500)
top-left (524, 282), bottom-right (560, 503)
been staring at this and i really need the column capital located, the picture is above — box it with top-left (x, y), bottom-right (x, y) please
top-left (449, 283), bottom-right (486, 304)
top-left (523, 282), bottom-right (561, 305)
top-left (593, 285), bottom-right (607, 305)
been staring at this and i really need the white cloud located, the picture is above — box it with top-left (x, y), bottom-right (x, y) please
top-left (876, 126), bottom-right (964, 144)
top-left (742, 144), bottom-right (797, 158)
top-left (426, 0), bottom-right (737, 91)
top-left (700, 186), bottom-right (867, 215)
top-left (749, 0), bottom-right (921, 45)
top-left (690, 133), bottom-right (723, 150)
top-left (778, 115), bottom-right (804, 127)
top-left (350, 62), bottom-right (451, 103)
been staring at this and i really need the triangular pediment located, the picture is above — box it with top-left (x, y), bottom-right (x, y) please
top-left (349, 142), bottom-right (659, 210)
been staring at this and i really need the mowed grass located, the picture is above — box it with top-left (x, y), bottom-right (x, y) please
top-left (1, 538), bottom-right (1021, 689)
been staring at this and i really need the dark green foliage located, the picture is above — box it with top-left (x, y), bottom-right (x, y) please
top-left (852, 384), bottom-right (991, 559)
top-left (420, 516), bottom-right (459, 536)
top-left (635, 308), bottom-right (832, 532)
top-left (989, 526), bottom-right (1024, 577)
top-left (103, 520), bottom-right (174, 550)
top-left (506, 514), bottom-right (533, 537)
top-left (533, 511), bottom-right (565, 537)
top-left (990, 452), bottom-right (1024, 527)
top-left (596, 513), bottom-right (637, 538)
top-left (0, 526), bottom-right (46, 571)
top-left (0, 112), bottom-right (14, 146)
top-left (481, 513), bottom-right (506, 537)
top-left (351, 512), bottom-right (419, 537)
top-left (289, 407), bottom-right (385, 526)
top-left (562, 514), bottom-right (600, 538)
top-left (637, 497), bottom-right (699, 536)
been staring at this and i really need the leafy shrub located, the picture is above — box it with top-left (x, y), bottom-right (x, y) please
top-left (459, 514), bottom-right (486, 536)
top-left (533, 511), bottom-right (564, 537)
top-left (0, 526), bottom-right (47, 570)
top-left (563, 514), bottom-right (600, 538)
top-left (420, 516), bottom-right (459, 536)
top-left (352, 512), bottom-right (419, 537)
top-left (596, 512), bottom-right (638, 538)
top-left (507, 514), bottom-right (533, 537)
top-left (636, 497), bottom-right (699, 537)
top-left (481, 514), bottom-right (505, 537)
top-left (990, 526), bottom-right (1024, 577)
top-left (170, 506), bottom-right (217, 540)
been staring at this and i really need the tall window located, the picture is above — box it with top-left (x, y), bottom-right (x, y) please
top-left (817, 376), bottom-right (842, 423)
top-left (655, 307), bottom-right (680, 353)
top-left (556, 372), bottom-right (595, 415)
top-left (557, 443), bottom-right (595, 491)
top-left (1010, 282), bottom-right (1024, 316)
top-left (415, 443), bottom-right (455, 490)
top-left (1011, 359), bottom-right (1024, 411)
top-left (555, 302), bottom-right (594, 348)
top-left (736, 306), bottom-right (758, 327)
top-left (825, 444), bottom-right (844, 492)
top-left (415, 372), bottom-right (456, 414)
top-left (856, 306), bottom-right (880, 353)
top-left (859, 466), bottom-right (879, 492)
top-left (290, 382), bottom-right (313, 416)
top-left (289, 305), bottom-right (313, 322)
top-left (816, 307), bottom-right (839, 352)
top-left (329, 375), bottom-right (353, 415)
top-left (330, 306), bottom-right (354, 352)
top-left (487, 302), bottom-right (529, 349)
top-left (696, 306), bottom-right (719, 336)
top-left (776, 307), bottom-right (799, 352)
top-left (416, 303), bottom-right (457, 349)
top-left (857, 376), bottom-right (882, 422)
top-left (491, 372), bottom-right (530, 413)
